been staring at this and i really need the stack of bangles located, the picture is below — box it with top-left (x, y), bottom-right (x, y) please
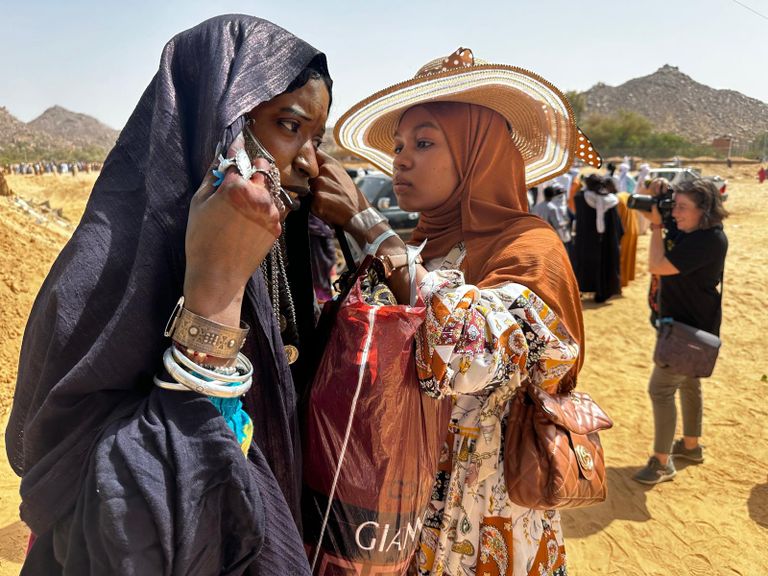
top-left (154, 296), bottom-right (253, 398)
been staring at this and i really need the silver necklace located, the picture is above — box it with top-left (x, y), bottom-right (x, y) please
top-left (244, 118), bottom-right (300, 365)
top-left (260, 230), bottom-right (299, 364)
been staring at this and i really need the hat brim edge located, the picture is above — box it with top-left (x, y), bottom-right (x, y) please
top-left (334, 63), bottom-right (582, 188)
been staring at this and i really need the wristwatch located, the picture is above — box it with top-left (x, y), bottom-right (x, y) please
top-left (372, 251), bottom-right (423, 280)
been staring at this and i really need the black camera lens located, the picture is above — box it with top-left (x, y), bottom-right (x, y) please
top-left (627, 194), bottom-right (654, 212)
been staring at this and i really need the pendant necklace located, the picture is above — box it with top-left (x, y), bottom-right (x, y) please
top-left (260, 230), bottom-right (299, 365)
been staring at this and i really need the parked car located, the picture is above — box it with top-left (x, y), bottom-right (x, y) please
top-left (345, 167), bottom-right (364, 181)
top-left (646, 167), bottom-right (728, 201)
top-left (356, 173), bottom-right (420, 236)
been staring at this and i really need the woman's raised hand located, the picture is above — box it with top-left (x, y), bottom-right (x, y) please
top-left (183, 133), bottom-right (283, 326)
top-left (310, 150), bottom-right (371, 229)
top-left (648, 177), bottom-right (671, 198)
top-left (646, 177), bottom-right (671, 225)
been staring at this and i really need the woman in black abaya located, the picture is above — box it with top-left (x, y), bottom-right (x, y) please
top-left (574, 173), bottom-right (623, 303)
top-left (6, 15), bottom-right (364, 574)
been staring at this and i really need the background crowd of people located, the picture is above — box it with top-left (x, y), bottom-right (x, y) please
top-left (2, 161), bottom-right (102, 176)
top-left (528, 158), bottom-right (646, 304)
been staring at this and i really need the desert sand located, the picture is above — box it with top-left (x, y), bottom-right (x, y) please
top-left (0, 166), bottom-right (766, 575)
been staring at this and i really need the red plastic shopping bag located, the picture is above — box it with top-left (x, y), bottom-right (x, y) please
top-left (303, 275), bottom-right (449, 576)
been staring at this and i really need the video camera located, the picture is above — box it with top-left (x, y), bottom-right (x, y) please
top-left (627, 186), bottom-right (674, 220)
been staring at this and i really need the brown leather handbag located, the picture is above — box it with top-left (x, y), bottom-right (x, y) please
top-left (505, 381), bottom-right (613, 509)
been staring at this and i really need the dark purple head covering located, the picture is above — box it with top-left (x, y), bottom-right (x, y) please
top-left (7, 15), bottom-right (327, 573)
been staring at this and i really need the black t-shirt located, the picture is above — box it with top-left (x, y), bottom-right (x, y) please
top-left (660, 225), bottom-right (728, 335)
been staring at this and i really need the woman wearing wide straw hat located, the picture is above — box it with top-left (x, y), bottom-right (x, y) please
top-left (330, 48), bottom-right (602, 576)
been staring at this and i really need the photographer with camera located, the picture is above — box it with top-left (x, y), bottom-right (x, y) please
top-left (632, 178), bottom-right (728, 485)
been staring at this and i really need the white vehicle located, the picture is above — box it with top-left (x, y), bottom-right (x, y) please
top-left (646, 167), bottom-right (728, 201)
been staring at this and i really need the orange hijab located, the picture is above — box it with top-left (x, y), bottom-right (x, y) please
top-left (409, 102), bottom-right (585, 384)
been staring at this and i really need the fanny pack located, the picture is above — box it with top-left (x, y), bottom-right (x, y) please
top-left (653, 318), bottom-right (721, 378)
top-left (653, 269), bottom-right (723, 378)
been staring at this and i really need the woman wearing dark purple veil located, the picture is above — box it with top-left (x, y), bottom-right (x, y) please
top-left (5, 15), bottom-right (372, 575)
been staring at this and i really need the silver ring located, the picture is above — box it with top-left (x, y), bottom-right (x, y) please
top-left (251, 167), bottom-right (282, 193)
top-left (234, 148), bottom-right (257, 181)
top-left (216, 153), bottom-right (240, 173)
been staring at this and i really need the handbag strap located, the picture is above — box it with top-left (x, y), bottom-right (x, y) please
top-left (332, 226), bottom-right (375, 300)
top-left (718, 268), bottom-right (724, 300)
top-left (338, 225), bottom-right (425, 307)
top-left (336, 225), bottom-right (357, 272)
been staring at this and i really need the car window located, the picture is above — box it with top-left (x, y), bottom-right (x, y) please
top-left (650, 171), bottom-right (677, 182)
top-left (383, 180), bottom-right (398, 207)
top-left (358, 177), bottom-right (390, 203)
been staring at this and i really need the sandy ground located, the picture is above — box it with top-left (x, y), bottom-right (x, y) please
top-left (0, 167), bottom-right (766, 575)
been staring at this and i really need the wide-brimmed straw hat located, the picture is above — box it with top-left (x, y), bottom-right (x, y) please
top-left (334, 47), bottom-right (601, 187)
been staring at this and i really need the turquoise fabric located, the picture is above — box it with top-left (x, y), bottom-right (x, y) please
top-left (188, 367), bottom-right (252, 450)
top-left (208, 395), bottom-right (252, 447)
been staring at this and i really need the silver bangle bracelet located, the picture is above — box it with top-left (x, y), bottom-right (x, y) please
top-left (162, 348), bottom-right (253, 398)
top-left (154, 371), bottom-right (253, 398)
top-left (164, 353), bottom-right (253, 398)
top-left (348, 207), bottom-right (386, 231)
top-left (171, 345), bottom-right (253, 383)
top-left (153, 374), bottom-right (192, 392)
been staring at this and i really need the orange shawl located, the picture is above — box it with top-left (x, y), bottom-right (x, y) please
top-left (409, 102), bottom-right (584, 384)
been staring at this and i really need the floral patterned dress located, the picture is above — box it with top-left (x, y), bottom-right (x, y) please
top-left (413, 245), bottom-right (579, 576)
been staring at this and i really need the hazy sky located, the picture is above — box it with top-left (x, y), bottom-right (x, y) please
top-left (2, 0), bottom-right (766, 129)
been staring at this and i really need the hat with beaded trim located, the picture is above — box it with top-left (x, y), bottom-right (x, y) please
top-left (334, 47), bottom-right (601, 187)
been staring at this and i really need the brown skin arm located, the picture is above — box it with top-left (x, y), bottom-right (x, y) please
top-left (311, 150), bottom-right (428, 304)
top-left (310, 149), bottom-right (370, 226)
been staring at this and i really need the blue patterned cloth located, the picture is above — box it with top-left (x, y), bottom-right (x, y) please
top-left (207, 395), bottom-right (253, 456)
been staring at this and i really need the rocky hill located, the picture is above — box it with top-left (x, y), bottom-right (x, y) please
top-left (0, 108), bottom-right (31, 142)
top-left (0, 106), bottom-right (118, 162)
top-left (28, 106), bottom-right (118, 150)
top-left (0, 107), bottom-right (47, 149)
top-left (5, 65), bottom-right (767, 160)
top-left (582, 65), bottom-right (768, 144)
